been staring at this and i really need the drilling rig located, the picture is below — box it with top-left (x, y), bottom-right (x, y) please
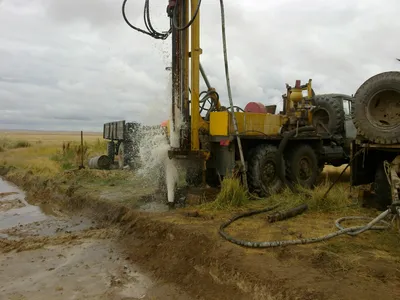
top-left (121, 0), bottom-right (353, 204)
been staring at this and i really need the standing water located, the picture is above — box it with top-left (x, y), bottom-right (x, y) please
top-left (0, 178), bottom-right (50, 230)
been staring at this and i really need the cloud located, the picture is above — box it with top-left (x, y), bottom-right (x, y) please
top-left (0, 0), bottom-right (399, 131)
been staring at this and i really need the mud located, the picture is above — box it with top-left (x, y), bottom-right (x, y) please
top-left (0, 179), bottom-right (192, 300)
top-left (0, 239), bottom-right (191, 300)
top-left (4, 171), bottom-right (400, 300)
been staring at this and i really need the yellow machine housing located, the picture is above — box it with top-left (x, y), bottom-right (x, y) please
top-left (284, 79), bottom-right (314, 129)
top-left (209, 111), bottom-right (284, 137)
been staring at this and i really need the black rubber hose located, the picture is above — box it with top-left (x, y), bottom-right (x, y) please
top-left (219, 205), bottom-right (280, 247)
top-left (267, 204), bottom-right (308, 223)
top-left (219, 205), bottom-right (391, 248)
top-left (122, 0), bottom-right (171, 40)
top-left (172, 0), bottom-right (202, 31)
top-left (144, 0), bottom-right (169, 38)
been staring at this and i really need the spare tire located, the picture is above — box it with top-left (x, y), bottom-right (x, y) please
top-left (352, 71), bottom-right (400, 144)
top-left (311, 94), bottom-right (347, 135)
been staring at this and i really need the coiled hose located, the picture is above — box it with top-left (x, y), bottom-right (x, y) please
top-left (219, 205), bottom-right (392, 248)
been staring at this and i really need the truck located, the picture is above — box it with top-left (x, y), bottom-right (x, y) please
top-left (120, 0), bottom-right (364, 203)
top-left (103, 120), bottom-right (140, 169)
top-left (120, 0), bottom-right (400, 208)
top-left (349, 71), bottom-right (400, 210)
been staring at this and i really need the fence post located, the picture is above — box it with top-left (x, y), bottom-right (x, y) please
top-left (79, 131), bottom-right (85, 170)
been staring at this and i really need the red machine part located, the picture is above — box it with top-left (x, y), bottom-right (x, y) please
top-left (166, 0), bottom-right (176, 17)
top-left (244, 102), bottom-right (267, 113)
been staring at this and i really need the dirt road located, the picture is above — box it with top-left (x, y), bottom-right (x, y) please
top-left (0, 178), bottom-right (191, 300)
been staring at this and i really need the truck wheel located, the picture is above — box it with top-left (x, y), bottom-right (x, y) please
top-left (352, 71), bottom-right (400, 144)
top-left (247, 144), bottom-right (284, 197)
top-left (117, 143), bottom-right (125, 169)
top-left (312, 94), bottom-right (347, 135)
top-left (107, 141), bottom-right (115, 161)
top-left (118, 141), bottom-right (135, 169)
top-left (372, 163), bottom-right (392, 210)
top-left (285, 144), bottom-right (319, 189)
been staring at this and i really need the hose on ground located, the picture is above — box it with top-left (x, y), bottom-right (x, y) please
top-left (267, 204), bottom-right (308, 223)
top-left (219, 205), bottom-right (392, 248)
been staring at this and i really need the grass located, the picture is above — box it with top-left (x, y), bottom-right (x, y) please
top-left (209, 177), bottom-right (250, 209)
top-left (267, 181), bottom-right (353, 213)
top-left (0, 137), bottom-right (32, 152)
top-left (187, 169), bottom-right (400, 269)
top-left (0, 130), bottom-right (159, 207)
top-left (198, 165), bottom-right (354, 214)
top-left (0, 131), bottom-right (107, 174)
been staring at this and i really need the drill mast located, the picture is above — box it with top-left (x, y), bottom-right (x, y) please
top-left (167, 0), bottom-right (202, 152)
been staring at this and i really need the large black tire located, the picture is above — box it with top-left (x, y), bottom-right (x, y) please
top-left (118, 142), bottom-right (134, 169)
top-left (312, 94), bottom-right (347, 135)
top-left (107, 141), bottom-right (115, 161)
top-left (285, 144), bottom-right (319, 189)
top-left (352, 71), bottom-right (400, 144)
top-left (117, 142), bottom-right (125, 169)
top-left (372, 163), bottom-right (392, 210)
top-left (247, 144), bottom-right (284, 197)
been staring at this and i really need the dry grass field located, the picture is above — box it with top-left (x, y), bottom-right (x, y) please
top-left (0, 130), bottom-right (104, 174)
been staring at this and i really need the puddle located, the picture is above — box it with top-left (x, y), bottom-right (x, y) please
top-left (139, 201), bottom-right (170, 212)
top-left (0, 178), bottom-right (54, 231)
top-left (0, 239), bottom-right (192, 300)
top-left (0, 232), bottom-right (21, 241)
top-left (0, 205), bottom-right (50, 230)
top-left (0, 180), bottom-right (28, 205)
top-left (136, 193), bottom-right (186, 212)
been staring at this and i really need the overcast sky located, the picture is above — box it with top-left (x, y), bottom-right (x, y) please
top-left (0, 0), bottom-right (399, 131)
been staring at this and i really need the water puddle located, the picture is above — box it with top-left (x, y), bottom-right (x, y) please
top-left (0, 178), bottom-right (53, 230)
top-left (0, 205), bottom-right (50, 230)
top-left (0, 232), bottom-right (20, 241)
top-left (139, 201), bottom-right (170, 212)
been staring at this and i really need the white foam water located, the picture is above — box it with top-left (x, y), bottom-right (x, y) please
top-left (126, 44), bottom-right (184, 204)
top-left (132, 94), bottom-right (183, 203)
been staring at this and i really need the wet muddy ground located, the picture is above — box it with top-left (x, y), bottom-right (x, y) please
top-left (0, 178), bottom-right (191, 300)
